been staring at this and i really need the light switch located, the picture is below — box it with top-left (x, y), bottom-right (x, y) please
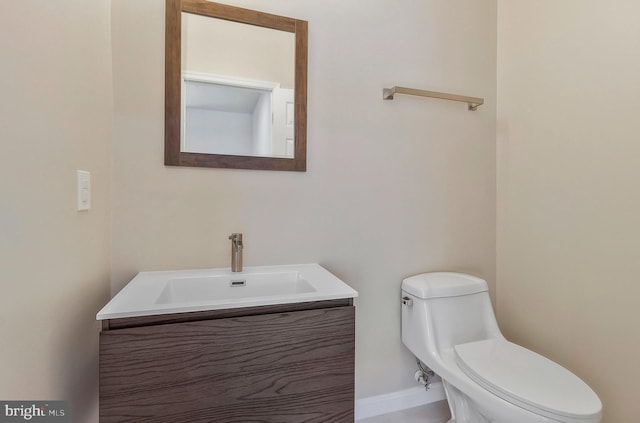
top-left (77, 170), bottom-right (91, 211)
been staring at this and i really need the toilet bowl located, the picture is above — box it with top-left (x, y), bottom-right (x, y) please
top-left (401, 272), bottom-right (602, 423)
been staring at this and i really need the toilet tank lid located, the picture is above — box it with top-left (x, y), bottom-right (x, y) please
top-left (402, 272), bottom-right (487, 299)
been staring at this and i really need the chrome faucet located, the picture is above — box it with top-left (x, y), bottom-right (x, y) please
top-left (228, 233), bottom-right (243, 272)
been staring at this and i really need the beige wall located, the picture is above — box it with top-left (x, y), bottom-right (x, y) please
top-left (497, 1), bottom-right (640, 421)
top-left (111, 0), bottom-right (497, 398)
top-left (183, 13), bottom-right (295, 88)
top-left (0, 1), bottom-right (113, 421)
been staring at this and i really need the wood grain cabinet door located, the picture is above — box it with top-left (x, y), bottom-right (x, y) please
top-left (100, 306), bottom-right (355, 422)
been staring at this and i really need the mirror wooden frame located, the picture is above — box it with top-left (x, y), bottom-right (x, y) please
top-left (165, 0), bottom-right (308, 171)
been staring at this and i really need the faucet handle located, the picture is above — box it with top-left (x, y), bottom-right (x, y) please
top-left (229, 233), bottom-right (243, 242)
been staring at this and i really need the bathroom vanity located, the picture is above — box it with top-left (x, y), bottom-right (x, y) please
top-left (98, 264), bottom-right (357, 422)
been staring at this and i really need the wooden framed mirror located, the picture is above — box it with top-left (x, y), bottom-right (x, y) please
top-left (165, 0), bottom-right (308, 171)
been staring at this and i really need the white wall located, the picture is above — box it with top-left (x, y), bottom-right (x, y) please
top-left (111, 0), bottom-right (496, 399)
top-left (497, 1), bottom-right (640, 421)
top-left (185, 108), bottom-right (254, 155)
top-left (0, 1), bottom-right (113, 421)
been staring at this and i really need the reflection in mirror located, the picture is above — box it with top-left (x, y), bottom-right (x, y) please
top-left (165, 0), bottom-right (308, 171)
top-left (182, 14), bottom-right (295, 158)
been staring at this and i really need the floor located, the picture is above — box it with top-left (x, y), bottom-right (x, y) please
top-left (357, 401), bottom-right (451, 423)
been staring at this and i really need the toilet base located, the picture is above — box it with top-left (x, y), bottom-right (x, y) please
top-left (444, 382), bottom-right (493, 423)
top-left (442, 380), bottom-right (570, 423)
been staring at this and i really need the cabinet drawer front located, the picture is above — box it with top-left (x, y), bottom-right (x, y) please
top-left (100, 306), bottom-right (355, 422)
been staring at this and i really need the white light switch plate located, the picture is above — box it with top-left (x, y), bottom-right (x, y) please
top-left (77, 170), bottom-right (91, 211)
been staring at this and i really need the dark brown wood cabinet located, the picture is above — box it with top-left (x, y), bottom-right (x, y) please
top-left (99, 299), bottom-right (355, 422)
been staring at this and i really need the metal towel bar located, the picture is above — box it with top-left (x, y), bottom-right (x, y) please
top-left (383, 86), bottom-right (484, 111)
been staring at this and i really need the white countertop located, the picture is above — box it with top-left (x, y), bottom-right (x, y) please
top-left (97, 263), bottom-right (358, 320)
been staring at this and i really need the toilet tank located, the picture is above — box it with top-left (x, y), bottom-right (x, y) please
top-left (401, 273), bottom-right (502, 359)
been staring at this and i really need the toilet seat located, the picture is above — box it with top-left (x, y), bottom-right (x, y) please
top-left (454, 339), bottom-right (601, 422)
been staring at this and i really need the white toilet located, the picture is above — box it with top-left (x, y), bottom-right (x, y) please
top-left (401, 272), bottom-right (602, 423)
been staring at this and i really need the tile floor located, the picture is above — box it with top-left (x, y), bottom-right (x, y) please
top-left (357, 400), bottom-right (451, 423)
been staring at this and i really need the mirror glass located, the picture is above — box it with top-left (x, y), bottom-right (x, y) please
top-left (182, 14), bottom-right (296, 158)
top-left (165, 0), bottom-right (308, 171)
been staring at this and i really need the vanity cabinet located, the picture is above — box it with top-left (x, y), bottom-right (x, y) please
top-left (99, 299), bottom-right (355, 422)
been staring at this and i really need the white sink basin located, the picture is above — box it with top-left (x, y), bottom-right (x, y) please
top-left (97, 263), bottom-right (357, 320)
top-left (156, 272), bottom-right (316, 304)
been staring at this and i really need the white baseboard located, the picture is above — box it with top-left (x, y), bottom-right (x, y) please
top-left (354, 382), bottom-right (447, 421)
